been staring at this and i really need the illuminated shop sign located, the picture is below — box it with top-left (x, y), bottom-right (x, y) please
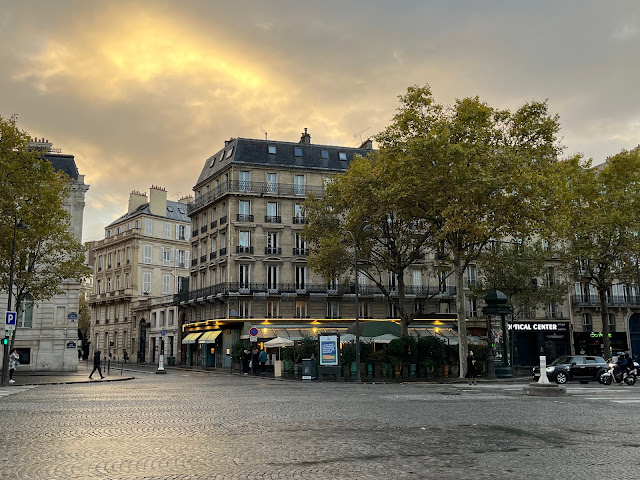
top-left (589, 332), bottom-right (612, 338)
top-left (507, 323), bottom-right (566, 331)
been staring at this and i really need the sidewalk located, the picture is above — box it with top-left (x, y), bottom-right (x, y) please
top-left (3, 362), bottom-right (135, 386)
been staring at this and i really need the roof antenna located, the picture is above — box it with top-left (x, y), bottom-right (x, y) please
top-left (353, 127), bottom-right (371, 144)
top-left (260, 128), bottom-right (268, 141)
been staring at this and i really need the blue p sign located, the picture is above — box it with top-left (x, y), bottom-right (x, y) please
top-left (5, 312), bottom-right (17, 326)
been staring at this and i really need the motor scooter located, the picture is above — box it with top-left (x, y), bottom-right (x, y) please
top-left (601, 365), bottom-right (636, 386)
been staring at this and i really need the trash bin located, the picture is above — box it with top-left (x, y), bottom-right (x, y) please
top-left (302, 358), bottom-right (316, 381)
top-left (273, 360), bottom-right (282, 377)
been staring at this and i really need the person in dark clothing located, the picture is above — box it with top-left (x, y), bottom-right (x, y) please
top-left (467, 350), bottom-right (477, 385)
top-left (242, 349), bottom-right (251, 375)
top-left (89, 350), bottom-right (104, 379)
top-left (251, 347), bottom-right (259, 375)
top-left (258, 348), bottom-right (268, 375)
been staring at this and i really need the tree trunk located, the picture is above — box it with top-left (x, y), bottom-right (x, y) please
top-left (598, 286), bottom-right (611, 359)
top-left (454, 255), bottom-right (468, 378)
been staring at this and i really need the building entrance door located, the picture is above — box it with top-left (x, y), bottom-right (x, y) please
top-left (629, 313), bottom-right (640, 363)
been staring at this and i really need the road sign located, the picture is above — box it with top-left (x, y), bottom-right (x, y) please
top-left (249, 327), bottom-right (258, 336)
top-left (5, 311), bottom-right (17, 326)
top-left (67, 312), bottom-right (78, 321)
top-left (162, 329), bottom-right (166, 336)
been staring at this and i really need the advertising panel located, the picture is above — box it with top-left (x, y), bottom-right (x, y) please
top-left (319, 335), bottom-right (339, 366)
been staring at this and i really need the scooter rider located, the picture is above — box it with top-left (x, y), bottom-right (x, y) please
top-left (615, 352), bottom-right (630, 381)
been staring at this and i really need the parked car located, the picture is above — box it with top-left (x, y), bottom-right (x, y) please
top-left (532, 355), bottom-right (609, 384)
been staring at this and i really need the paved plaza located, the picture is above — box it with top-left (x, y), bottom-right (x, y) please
top-left (1, 368), bottom-right (639, 479)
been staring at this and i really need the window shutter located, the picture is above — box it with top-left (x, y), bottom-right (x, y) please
top-left (185, 251), bottom-right (190, 264)
top-left (186, 226), bottom-right (191, 240)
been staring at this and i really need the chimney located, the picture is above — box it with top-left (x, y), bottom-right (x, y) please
top-left (299, 128), bottom-right (311, 144)
top-left (128, 190), bottom-right (147, 213)
top-left (359, 138), bottom-right (373, 150)
top-left (149, 185), bottom-right (168, 217)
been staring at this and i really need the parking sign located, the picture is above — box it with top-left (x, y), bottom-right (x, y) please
top-left (5, 311), bottom-right (17, 326)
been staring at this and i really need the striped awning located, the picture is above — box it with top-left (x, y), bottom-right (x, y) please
top-left (198, 330), bottom-right (222, 344)
top-left (182, 332), bottom-right (203, 344)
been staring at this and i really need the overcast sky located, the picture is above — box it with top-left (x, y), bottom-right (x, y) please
top-left (2, 1), bottom-right (639, 241)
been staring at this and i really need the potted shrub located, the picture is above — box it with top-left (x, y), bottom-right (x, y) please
top-left (388, 338), bottom-right (408, 378)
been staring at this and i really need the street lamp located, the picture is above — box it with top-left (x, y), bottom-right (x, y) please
top-left (1, 216), bottom-right (27, 386)
top-left (341, 223), bottom-right (372, 383)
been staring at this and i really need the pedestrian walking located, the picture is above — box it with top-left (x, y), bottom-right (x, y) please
top-left (467, 350), bottom-right (477, 385)
top-left (251, 347), bottom-right (259, 375)
top-left (259, 348), bottom-right (268, 375)
top-left (78, 349), bottom-right (82, 360)
top-left (89, 350), bottom-right (105, 379)
top-left (8, 348), bottom-right (20, 384)
top-left (242, 348), bottom-right (251, 375)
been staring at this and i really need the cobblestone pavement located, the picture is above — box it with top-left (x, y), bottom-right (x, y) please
top-left (0, 371), bottom-right (639, 480)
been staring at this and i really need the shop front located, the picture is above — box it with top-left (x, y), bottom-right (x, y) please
top-left (573, 332), bottom-right (628, 358)
top-left (508, 321), bottom-right (571, 368)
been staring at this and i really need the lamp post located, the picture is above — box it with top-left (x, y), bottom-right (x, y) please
top-left (2, 216), bottom-right (27, 386)
top-left (341, 223), bottom-right (372, 383)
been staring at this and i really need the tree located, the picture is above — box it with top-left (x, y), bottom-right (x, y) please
top-left (304, 148), bottom-right (439, 335)
top-left (0, 115), bottom-right (89, 349)
top-left (376, 85), bottom-right (565, 377)
top-left (561, 150), bottom-right (640, 359)
top-left (469, 241), bottom-right (569, 320)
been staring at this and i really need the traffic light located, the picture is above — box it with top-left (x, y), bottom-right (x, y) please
top-left (2, 338), bottom-right (8, 345)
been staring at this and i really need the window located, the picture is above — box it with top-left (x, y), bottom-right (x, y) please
top-left (294, 175), bottom-right (305, 195)
top-left (151, 312), bottom-right (156, 327)
top-left (294, 203), bottom-right (304, 223)
top-left (327, 278), bottom-right (338, 293)
top-left (267, 265), bottom-right (278, 291)
top-left (266, 173), bottom-right (277, 193)
top-left (268, 145), bottom-right (277, 155)
top-left (107, 253), bottom-right (112, 268)
top-left (467, 298), bottom-right (478, 317)
top-left (117, 249), bottom-right (121, 266)
top-left (294, 233), bottom-right (307, 254)
top-left (465, 265), bottom-right (477, 286)
top-left (239, 200), bottom-right (250, 216)
top-left (95, 307), bottom-right (101, 323)
top-left (220, 265), bottom-right (226, 284)
top-left (98, 256), bottom-right (103, 271)
top-left (388, 272), bottom-right (398, 292)
top-left (162, 247), bottom-right (171, 266)
top-left (609, 313), bottom-right (616, 333)
top-left (143, 272), bottom-right (151, 293)
top-left (162, 274), bottom-right (171, 294)
top-left (582, 313), bottom-right (592, 333)
top-left (239, 264), bottom-right (250, 289)
top-left (295, 266), bottom-right (306, 291)
top-left (546, 267), bottom-right (555, 287)
top-left (327, 301), bottom-right (339, 319)
top-left (295, 300), bottom-right (307, 318)
top-left (359, 301), bottom-right (371, 319)
top-left (125, 273), bottom-right (130, 288)
top-left (164, 222), bottom-right (171, 238)
top-left (18, 296), bottom-right (34, 328)
top-left (390, 303), bottom-right (400, 318)
top-left (169, 309), bottom-right (175, 325)
top-left (412, 269), bottom-right (422, 292)
top-left (126, 247), bottom-right (131, 264)
top-left (239, 300), bottom-right (251, 318)
top-left (294, 146), bottom-right (303, 157)
top-left (177, 224), bottom-right (189, 241)
top-left (144, 245), bottom-right (152, 264)
top-left (339, 152), bottom-right (347, 161)
top-left (266, 202), bottom-right (278, 220)
top-left (239, 171), bottom-right (250, 191)
top-left (267, 299), bottom-right (279, 318)
top-left (321, 150), bottom-right (329, 159)
top-left (145, 218), bottom-right (153, 235)
top-left (239, 231), bottom-right (250, 248)
top-left (177, 250), bottom-right (186, 268)
top-left (116, 275), bottom-right (120, 290)
top-left (160, 310), bottom-right (166, 326)
top-left (225, 147), bottom-right (234, 159)
top-left (97, 280), bottom-right (102, 294)
top-left (107, 277), bottom-right (112, 291)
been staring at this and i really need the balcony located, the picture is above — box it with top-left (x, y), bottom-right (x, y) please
top-left (236, 214), bottom-right (254, 222)
top-left (210, 252), bottom-right (217, 260)
top-left (293, 216), bottom-right (308, 225)
top-left (200, 255), bottom-right (207, 263)
top-left (219, 248), bottom-right (227, 256)
top-left (201, 225), bottom-right (208, 234)
top-left (236, 246), bottom-right (254, 254)
top-left (186, 181), bottom-right (326, 214)
top-left (293, 247), bottom-right (309, 256)
top-left (265, 247), bottom-right (282, 255)
top-left (220, 216), bottom-right (227, 225)
top-left (191, 258), bottom-right (198, 266)
top-left (210, 220), bottom-right (217, 229)
top-left (192, 229), bottom-right (199, 238)
top-left (265, 215), bottom-right (281, 223)
top-left (571, 294), bottom-right (640, 307)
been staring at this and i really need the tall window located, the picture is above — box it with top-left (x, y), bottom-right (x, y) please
top-left (177, 250), bottom-right (185, 268)
top-left (239, 231), bottom-right (250, 253)
top-left (267, 265), bottom-right (278, 291)
top-left (164, 222), bottom-right (171, 238)
top-left (359, 301), bottom-right (371, 319)
top-left (143, 272), bottom-right (151, 293)
top-left (266, 202), bottom-right (278, 221)
top-left (162, 247), bottom-right (171, 266)
top-left (116, 275), bottom-right (120, 290)
top-left (177, 224), bottom-right (188, 241)
top-left (582, 313), bottom-right (592, 333)
top-left (295, 266), bottom-right (306, 291)
top-left (126, 247), bottom-right (131, 264)
top-left (220, 265), bottom-right (226, 284)
top-left (169, 309), bottom-right (174, 325)
top-left (117, 249), bottom-right (122, 266)
top-left (267, 232), bottom-right (279, 254)
top-left (294, 203), bottom-right (304, 221)
top-left (294, 233), bottom-right (306, 254)
top-left (239, 171), bottom-right (250, 191)
top-left (107, 253), bottom-right (112, 268)
top-left (18, 296), bottom-right (34, 328)
top-left (162, 274), bottom-right (171, 294)
top-left (98, 256), bottom-right (103, 271)
top-left (125, 273), bottom-right (130, 288)
top-left (327, 301), bottom-right (339, 319)
top-left (145, 218), bottom-right (153, 235)
top-left (465, 265), bottom-right (477, 286)
top-left (239, 264), bottom-right (250, 289)
top-left (239, 200), bottom-right (251, 220)
top-left (266, 173), bottom-right (277, 193)
top-left (239, 300), bottom-right (251, 318)
top-left (609, 313), bottom-right (616, 333)
top-left (144, 245), bottom-right (152, 264)
top-left (160, 310), bottom-right (166, 326)
top-left (107, 277), bottom-right (112, 291)
top-left (388, 272), bottom-right (398, 292)
top-left (294, 175), bottom-right (305, 195)
top-left (295, 300), bottom-right (307, 318)
top-left (267, 299), bottom-right (279, 318)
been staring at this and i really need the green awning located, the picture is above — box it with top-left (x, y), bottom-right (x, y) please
top-left (198, 330), bottom-right (222, 344)
top-left (347, 321), bottom-right (401, 337)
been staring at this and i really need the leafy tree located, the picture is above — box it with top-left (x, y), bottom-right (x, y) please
top-left (0, 115), bottom-right (89, 349)
top-left (469, 241), bottom-right (569, 320)
top-left (304, 148), bottom-right (439, 335)
top-left (561, 150), bottom-right (640, 359)
top-left (375, 85), bottom-right (565, 377)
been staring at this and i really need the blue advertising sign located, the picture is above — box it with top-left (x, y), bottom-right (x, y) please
top-left (5, 311), bottom-right (17, 326)
top-left (319, 335), bottom-right (339, 366)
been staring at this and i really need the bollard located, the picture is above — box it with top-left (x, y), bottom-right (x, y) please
top-left (538, 355), bottom-right (550, 384)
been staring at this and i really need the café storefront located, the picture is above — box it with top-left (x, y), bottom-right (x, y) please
top-left (573, 331), bottom-right (628, 358)
top-left (508, 321), bottom-right (571, 368)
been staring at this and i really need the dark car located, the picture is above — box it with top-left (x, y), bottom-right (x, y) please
top-left (532, 355), bottom-right (609, 384)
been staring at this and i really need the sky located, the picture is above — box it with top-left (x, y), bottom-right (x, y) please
top-left (1, 1), bottom-right (640, 242)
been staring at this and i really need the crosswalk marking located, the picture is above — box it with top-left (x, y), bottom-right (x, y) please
top-left (0, 385), bottom-right (39, 399)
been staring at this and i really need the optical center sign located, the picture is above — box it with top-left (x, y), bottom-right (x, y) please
top-left (507, 322), bottom-right (568, 332)
top-left (319, 335), bottom-right (339, 366)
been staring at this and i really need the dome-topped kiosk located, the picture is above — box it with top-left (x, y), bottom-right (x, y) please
top-left (483, 289), bottom-right (512, 378)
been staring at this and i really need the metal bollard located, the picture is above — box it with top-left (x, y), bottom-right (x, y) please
top-left (538, 355), bottom-right (550, 384)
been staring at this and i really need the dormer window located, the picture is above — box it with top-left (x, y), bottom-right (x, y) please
top-left (294, 147), bottom-right (303, 157)
top-left (321, 150), bottom-right (329, 159)
top-left (225, 147), bottom-right (234, 159)
top-left (268, 145), bottom-right (277, 154)
top-left (339, 152), bottom-right (347, 161)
